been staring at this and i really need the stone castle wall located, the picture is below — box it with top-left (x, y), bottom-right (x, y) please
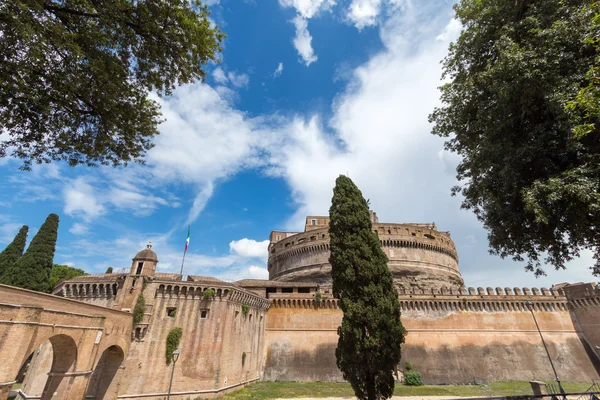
top-left (268, 224), bottom-right (463, 290)
top-left (116, 280), bottom-right (270, 399)
top-left (263, 289), bottom-right (600, 384)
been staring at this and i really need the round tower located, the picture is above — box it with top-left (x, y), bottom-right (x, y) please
top-left (268, 218), bottom-right (464, 291)
top-left (130, 242), bottom-right (158, 277)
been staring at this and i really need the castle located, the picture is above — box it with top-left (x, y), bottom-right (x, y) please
top-left (2, 213), bottom-right (599, 400)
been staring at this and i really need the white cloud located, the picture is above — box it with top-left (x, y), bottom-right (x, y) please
top-left (279, 0), bottom-right (335, 18)
top-left (69, 223), bottom-right (89, 235)
top-left (212, 67), bottom-right (228, 84)
top-left (63, 177), bottom-right (105, 221)
top-left (187, 183), bottom-right (214, 224)
top-left (279, 0), bottom-right (335, 65)
top-left (227, 71), bottom-right (250, 88)
top-left (347, 0), bottom-right (382, 29)
top-left (212, 67), bottom-right (249, 88)
top-left (274, 62), bottom-right (284, 78)
top-left (229, 238), bottom-right (269, 260)
top-left (291, 16), bottom-right (318, 66)
top-left (247, 265), bottom-right (269, 279)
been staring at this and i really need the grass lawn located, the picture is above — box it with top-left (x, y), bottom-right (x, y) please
top-left (220, 381), bottom-right (595, 400)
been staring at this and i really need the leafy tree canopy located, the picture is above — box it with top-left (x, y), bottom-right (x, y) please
top-left (49, 264), bottom-right (86, 290)
top-left (329, 175), bottom-right (405, 400)
top-left (0, 225), bottom-right (28, 278)
top-left (1, 0), bottom-right (224, 169)
top-left (1, 214), bottom-right (59, 292)
top-left (430, 0), bottom-right (600, 277)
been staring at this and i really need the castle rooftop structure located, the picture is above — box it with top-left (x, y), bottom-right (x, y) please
top-left (268, 212), bottom-right (464, 290)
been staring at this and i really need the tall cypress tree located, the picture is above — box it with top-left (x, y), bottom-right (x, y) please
top-left (0, 225), bottom-right (28, 279)
top-left (329, 176), bottom-right (405, 400)
top-left (2, 214), bottom-right (59, 292)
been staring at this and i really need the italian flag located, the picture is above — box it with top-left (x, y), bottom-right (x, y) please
top-left (184, 226), bottom-right (190, 252)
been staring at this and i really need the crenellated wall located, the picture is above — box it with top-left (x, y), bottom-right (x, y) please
top-left (263, 289), bottom-right (600, 384)
top-left (268, 224), bottom-right (464, 290)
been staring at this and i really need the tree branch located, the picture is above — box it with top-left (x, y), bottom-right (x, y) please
top-left (42, 2), bottom-right (99, 18)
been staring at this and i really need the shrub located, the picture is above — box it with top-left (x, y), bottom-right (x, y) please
top-left (133, 294), bottom-right (145, 324)
top-left (203, 288), bottom-right (215, 299)
top-left (242, 304), bottom-right (250, 316)
top-left (166, 327), bottom-right (183, 364)
top-left (405, 360), bottom-right (413, 371)
top-left (404, 371), bottom-right (423, 386)
top-left (315, 291), bottom-right (322, 301)
top-left (242, 351), bottom-right (246, 366)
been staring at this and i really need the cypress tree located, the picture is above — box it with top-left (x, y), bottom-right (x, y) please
top-left (329, 176), bottom-right (406, 400)
top-left (0, 225), bottom-right (28, 279)
top-left (2, 214), bottom-right (59, 292)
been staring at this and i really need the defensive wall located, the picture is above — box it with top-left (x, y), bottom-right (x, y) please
top-left (55, 275), bottom-right (271, 399)
top-left (268, 221), bottom-right (464, 290)
top-left (0, 284), bottom-right (132, 400)
top-left (263, 285), bottom-right (600, 384)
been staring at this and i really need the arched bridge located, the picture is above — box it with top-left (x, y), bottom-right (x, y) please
top-left (0, 284), bottom-right (132, 400)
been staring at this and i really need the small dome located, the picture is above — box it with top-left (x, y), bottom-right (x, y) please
top-left (133, 242), bottom-right (158, 262)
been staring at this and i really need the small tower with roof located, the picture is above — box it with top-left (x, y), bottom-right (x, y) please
top-left (130, 242), bottom-right (158, 277)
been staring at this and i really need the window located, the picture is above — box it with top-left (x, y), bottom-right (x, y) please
top-left (311, 219), bottom-right (316, 225)
top-left (166, 307), bottom-right (177, 318)
top-left (201, 310), bottom-right (208, 319)
top-left (298, 288), bottom-right (310, 294)
top-left (276, 235), bottom-right (281, 241)
top-left (266, 287), bottom-right (276, 298)
top-left (282, 287), bottom-right (293, 293)
top-left (135, 262), bottom-right (144, 275)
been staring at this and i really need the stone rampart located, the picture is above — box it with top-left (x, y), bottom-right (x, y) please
top-left (116, 280), bottom-right (270, 399)
top-left (263, 289), bottom-right (600, 384)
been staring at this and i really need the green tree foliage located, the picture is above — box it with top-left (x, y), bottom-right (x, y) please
top-left (105, 267), bottom-right (113, 274)
top-left (1, 214), bottom-right (59, 292)
top-left (568, 3), bottom-right (600, 138)
top-left (202, 288), bottom-right (215, 299)
top-left (133, 293), bottom-right (145, 323)
top-left (49, 264), bottom-right (86, 290)
top-left (429, 0), bottom-right (600, 277)
top-left (0, 225), bottom-right (28, 279)
top-left (0, 0), bottom-right (224, 169)
top-left (329, 175), bottom-right (406, 400)
top-left (166, 327), bottom-right (183, 364)
top-left (404, 371), bottom-right (423, 386)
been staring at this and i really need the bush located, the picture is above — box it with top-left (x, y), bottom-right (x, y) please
top-left (133, 294), bottom-right (145, 324)
top-left (405, 360), bottom-right (413, 371)
top-left (404, 371), bottom-right (423, 386)
top-left (166, 327), bottom-right (183, 364)
top-left (203, 288), bottom-right (215, 299)
top-left (242, 303), bottom-right (250, 316)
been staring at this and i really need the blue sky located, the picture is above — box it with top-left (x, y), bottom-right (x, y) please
top-left (0, 0), bottom-right (597, 287)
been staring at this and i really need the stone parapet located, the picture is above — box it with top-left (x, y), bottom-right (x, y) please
top-left (267, 288), bottom-right (573, 313)
top-left (154, 281), bottom-right (271, 310)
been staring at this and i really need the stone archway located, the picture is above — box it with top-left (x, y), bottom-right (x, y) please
top-left (17, 334), bottom-right (78, 400)
top-left (86, 345), bottom-right (124, 400)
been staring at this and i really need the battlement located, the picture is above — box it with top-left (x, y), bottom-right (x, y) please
top-left (154, 282), bottom-right (271, 310)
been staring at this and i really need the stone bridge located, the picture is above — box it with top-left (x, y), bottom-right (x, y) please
top-left (0, 284), bottom-right (132, 400)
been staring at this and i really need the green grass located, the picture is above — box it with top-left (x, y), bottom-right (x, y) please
top-left (219, 381), bottom-right (594, 400)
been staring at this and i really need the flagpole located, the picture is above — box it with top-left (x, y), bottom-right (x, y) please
top-left (179, 249), bottom-right (186, 277)
top-left (180, 225), bottom-right (190, 278)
